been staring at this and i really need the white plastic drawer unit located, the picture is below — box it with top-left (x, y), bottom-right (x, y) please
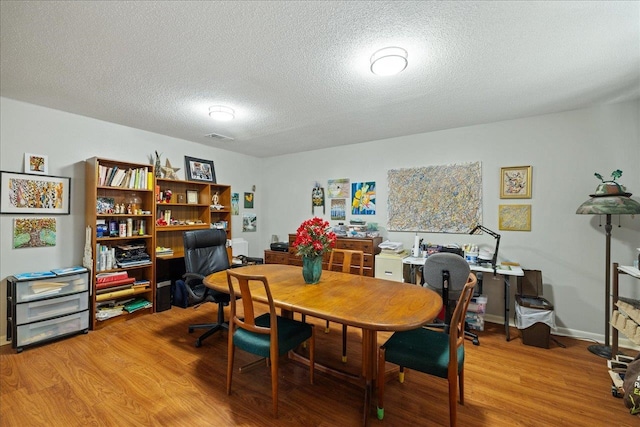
top-left (15, 311), bottom-right (89, 348)
top-left (14, 273), bottom-right (89, 303)
top-left (15, 291), bottom-right (89, 325)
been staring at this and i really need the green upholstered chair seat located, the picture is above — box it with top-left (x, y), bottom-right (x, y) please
top-left (382, 327), bottom-right (464, 379)
top-left (233, 313), bottom-right (312, 358)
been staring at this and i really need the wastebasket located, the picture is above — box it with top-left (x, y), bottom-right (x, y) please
top-left (515, 270), bottom-right (555, 348)
top-left (515, 295), bottom-right (555, 348)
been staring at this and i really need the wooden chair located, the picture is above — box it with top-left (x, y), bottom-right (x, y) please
top-left (226, 269), bottom-right (315, 417)
top-left (377, 273), bottom-right (477, 427)
top-left (328, 248), bottom-right (364, 363)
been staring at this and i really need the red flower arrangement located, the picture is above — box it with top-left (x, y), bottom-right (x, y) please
top-left (293, 217), bottom-right (337, 258)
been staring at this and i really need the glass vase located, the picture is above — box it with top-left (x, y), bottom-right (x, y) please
top-left (302, 255), bottom-right (323, 284)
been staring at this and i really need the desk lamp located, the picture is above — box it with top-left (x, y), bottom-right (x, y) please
top-left (576, 170), bottom-right (640, 359)
top-left (469, 224), bottom-right (501, 275)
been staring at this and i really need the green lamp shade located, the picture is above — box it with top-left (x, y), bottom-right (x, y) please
top-left (576, 195), bottom-right (640, 215)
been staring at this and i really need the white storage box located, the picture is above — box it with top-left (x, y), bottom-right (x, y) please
top-left (375, 252), bottom-right (407, 282)
top-left (467, 295), bottom-right (487, 314)
top-left (16, 311), bottom-right (89, 347)
top-left (15, 291), bottom-right (89, 324)
top-left (14, 273), bottom-right (89, 303)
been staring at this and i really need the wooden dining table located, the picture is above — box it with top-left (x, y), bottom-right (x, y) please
top-left (204, 263), bottom-right (442, 425)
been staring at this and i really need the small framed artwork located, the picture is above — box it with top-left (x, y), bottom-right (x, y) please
top-left (500, 166), bottom-right (532, 199)
top-left (244, 192), bottom-right (254, 209)
top-left (499, 204), bottom-right (531, 231)
top-left (24, 153), bottom-right (48, 175)
top-left (0, 171), bottom-right (71, 215)
top-left (184, 156), bottom-right (216, 183)
top-left (14, 217), bottom-right (57, 248)
top-left (186, 190), bottom-right (199, 205)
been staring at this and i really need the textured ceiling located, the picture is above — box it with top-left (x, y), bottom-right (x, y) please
top-left (1, 1), bottom-right (638, 158)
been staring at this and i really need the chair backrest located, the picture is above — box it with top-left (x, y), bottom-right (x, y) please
top-left (422, 252), bottom-right (470, 301)
top-left (226, 270), bottom-right (279, 352)
top-left (448, 274), bottom-right (477, 365)
top-left (183, 229), bottom-right (230, 276)
top-left (328, 249), bottom-right (364, 275)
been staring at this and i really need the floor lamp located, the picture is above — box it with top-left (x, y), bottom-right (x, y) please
top-left (576, 173), bottom-right (640, 359)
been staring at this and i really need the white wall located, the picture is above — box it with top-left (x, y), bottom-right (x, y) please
top-left (262, 100), bottom-right (640, 342)
top-left (0, 97), bottom-right (263, 343)
top-left (2, 97), bottom-right (639, 347)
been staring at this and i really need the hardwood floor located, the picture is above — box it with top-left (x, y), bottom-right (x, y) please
top-left (1, 304), bottom-right (637, 426)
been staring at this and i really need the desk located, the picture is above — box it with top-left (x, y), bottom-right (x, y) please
top-left (204, 264), bottom-right (442, 425)
top-left (402, 256), bottom-right (524, 341)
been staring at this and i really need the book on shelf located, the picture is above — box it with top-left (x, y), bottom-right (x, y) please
top-left (95, 287), bottom-right (136, 302)
top-left (96, 271), bottom-right (129, 283)
top-left (96, 283), bottom-right (135, 294)
top-left (96, 277), bottom-right (136, 290)
top-left (96, 305), bottom-right (126, 321)
top-left (124, 298), bottom-right (152, 313)
top-left (156, 246), bottom-right (174, 256)
top-left (106, 166), bottom-right (118, 186)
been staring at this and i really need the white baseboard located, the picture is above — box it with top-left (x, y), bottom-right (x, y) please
top-left (483, 315), bottom-right (640, 352)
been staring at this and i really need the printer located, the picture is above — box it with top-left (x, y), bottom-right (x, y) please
top-left (270, 242), bottom-right (289, 252)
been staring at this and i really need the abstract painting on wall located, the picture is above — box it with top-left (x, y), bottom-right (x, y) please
top-left (387, 162), bottom-right (482, 233)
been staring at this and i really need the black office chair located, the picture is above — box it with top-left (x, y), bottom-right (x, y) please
top-left (183, 228), bottom-right (231, 348)
top-left (421, 252), bottom-right (480, 346)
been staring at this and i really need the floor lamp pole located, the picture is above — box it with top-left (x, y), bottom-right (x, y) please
top-left (588, 213), bottom-right (612, 359)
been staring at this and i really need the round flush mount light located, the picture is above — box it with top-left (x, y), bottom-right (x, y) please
top-left (370, 47), bottom-right (408, 76)
top-left (208, 105), bottom-right (235, 121)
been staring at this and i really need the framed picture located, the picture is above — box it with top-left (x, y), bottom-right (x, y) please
top-left (24, 153), bottom-right (48, 175)
top-left (499, 204), bottom-right (531, 231)
top-left (186, 190), bottom-right (199, 205)
top-left (0, 171), bottom-right (71, 215)
top-left (184, 156), bottom-right (216, 183)
top-left (500, 166), bottom-right (532, 199)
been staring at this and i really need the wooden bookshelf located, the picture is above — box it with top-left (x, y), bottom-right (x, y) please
top-left (85, 157), bottom-right (156, 330)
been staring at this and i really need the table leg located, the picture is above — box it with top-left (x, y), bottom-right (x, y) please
top-left (361, 329), bottom-right (377, 426)
top-left (504, 276), bottom-right (511, 341)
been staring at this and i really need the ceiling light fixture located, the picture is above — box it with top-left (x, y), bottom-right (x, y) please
top-left (370, 46), bottom-right (408, 76)
top-left (208, 105), bottom-right (235, 121)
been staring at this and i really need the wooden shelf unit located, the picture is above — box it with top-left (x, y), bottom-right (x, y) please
top-left (611, 262), bottom-right (640, 356)
top-left (85, 157), bottom-right (156, 330)
top-left (154, 178), bottom-right (232, 265)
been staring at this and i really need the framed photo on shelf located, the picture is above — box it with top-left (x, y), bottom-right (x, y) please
top-left (500, 165), bottom-right (532, 199)
top-left (186, 190), bottom-right (199, 205)
top-left (498, 204), bottom-right (531, 231)
top-left (0, 171), bottom-right (71, 215)
top-left (184, 156), bottom-right (216, 183)
top-left (24, 153), bottom-right (48, 175)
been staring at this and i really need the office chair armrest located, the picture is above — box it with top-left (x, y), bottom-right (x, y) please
top-left (182, 272), bottom-right (208, 303)
top-left (183, 272), bottom-right (205, 285)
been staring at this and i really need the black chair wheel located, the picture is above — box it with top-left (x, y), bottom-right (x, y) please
top-left (195, 339), bottom-right (202, 348)
top-left (472, 338), bottom-right (480, 346)
top-left (188, 327), bottom-right (194, 333)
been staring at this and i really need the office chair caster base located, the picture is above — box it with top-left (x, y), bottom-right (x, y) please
top-left (188, 327), bottom-right (194, 333)
top-left (195, 338), bottom-right (202, 348)
top-left (472, 338), bottom-right (480, 346)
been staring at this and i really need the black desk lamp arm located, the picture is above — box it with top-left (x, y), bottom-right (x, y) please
top-left (469, 225), bottom-right (501, 274)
